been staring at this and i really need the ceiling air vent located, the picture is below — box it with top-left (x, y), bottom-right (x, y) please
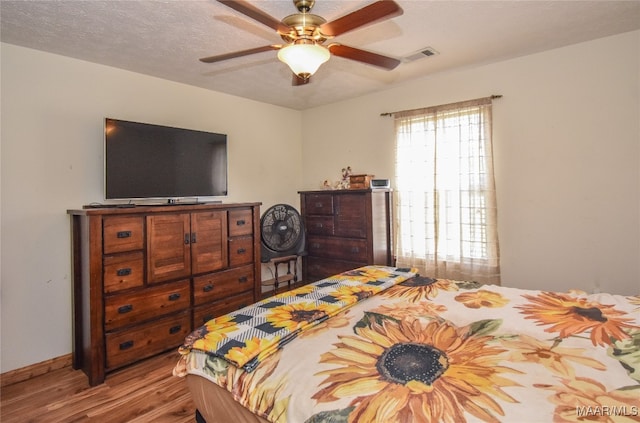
top-left (403, 47), bottom-right (439, 62)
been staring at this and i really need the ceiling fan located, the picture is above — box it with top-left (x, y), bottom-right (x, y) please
top-left (200, 0), bottom-right (403, 86)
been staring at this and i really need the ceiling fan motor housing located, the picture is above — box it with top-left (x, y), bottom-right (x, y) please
top-left (294, 0), bottom-right (315, 13)
top-left (280, 12), bottom-right (327, 44)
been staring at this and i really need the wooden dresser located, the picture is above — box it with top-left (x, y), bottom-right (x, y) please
top-left (68, 202), bottom-right (261, 386)
top-left (299, 189), bottom-right (393, 281)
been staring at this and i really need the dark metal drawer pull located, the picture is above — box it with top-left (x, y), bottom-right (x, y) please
top-left (117, 231), bottom-right (131, 238)
top-left (191, 232), bottom-right (197, 244)
top-left (203, 284), bottom-right (214, 292)
top-left (184, 233), bottom-right (190, 245)
top-left (119, 340), bottom-right (134, 350)
top-left (238, 276), bottom-right (248, 283)
top-left (117, 268), bottom-right (132, 277)
top-left (315, 223), bottom-right (323, 228)
top-left (169, 325), bottom-right (182, 334)
top-left (236, 219), bottom-right (246, 226)
top-left (168, 293), bottom-right (181, 301)
top-left (118, 304), bottom-right (133, 314)
top-left (237, 248), bottom-right (246, 254)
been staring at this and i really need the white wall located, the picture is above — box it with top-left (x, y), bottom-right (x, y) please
top-left (300, 31), bottom-right (640, 297)
top-left (0, 43), bottom-right (303, 373)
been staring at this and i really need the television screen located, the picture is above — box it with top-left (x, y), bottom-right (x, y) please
top-left (104, 118), bottom-right (228, 200)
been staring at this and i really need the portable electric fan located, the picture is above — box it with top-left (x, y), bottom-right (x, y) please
top-left (260, 203), bottom-right (306, 262)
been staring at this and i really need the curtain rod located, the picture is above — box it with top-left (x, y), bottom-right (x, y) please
top-left (380, 95), bottom-right (502, 117)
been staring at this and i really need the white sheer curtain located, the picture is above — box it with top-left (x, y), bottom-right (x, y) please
top-left (393, 97), bottom-right (500, 284)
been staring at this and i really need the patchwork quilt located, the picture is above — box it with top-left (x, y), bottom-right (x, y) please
top-left (175, 266), bottom-right (640, 423)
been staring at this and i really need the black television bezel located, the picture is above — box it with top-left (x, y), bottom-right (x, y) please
top-left (103, 118), bottom-right (228, 202)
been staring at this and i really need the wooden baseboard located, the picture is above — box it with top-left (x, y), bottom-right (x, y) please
top-left (1, 354), bottom-right (72, 387)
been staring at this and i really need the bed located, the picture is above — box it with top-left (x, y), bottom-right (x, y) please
top-left (174, 265), bottom-right (640, 422)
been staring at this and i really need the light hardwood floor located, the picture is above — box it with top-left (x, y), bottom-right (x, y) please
top-left (1, 283), bottom-right (308, 422)
top-left (1, 351), bottom-right (196, 422)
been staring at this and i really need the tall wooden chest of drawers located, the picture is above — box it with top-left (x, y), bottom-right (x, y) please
top-left (299, 189), bottom-right (393, 281)
top-left (68, 202), bottom-right (261, 385)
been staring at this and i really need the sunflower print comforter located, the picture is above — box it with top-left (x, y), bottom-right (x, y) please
top-left (175, 268), bottom-right (640, 423)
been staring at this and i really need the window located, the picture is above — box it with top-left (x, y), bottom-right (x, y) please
top-left (393, 97), bottom-right (500, 284)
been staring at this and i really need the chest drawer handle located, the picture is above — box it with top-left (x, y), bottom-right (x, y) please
top-left (311, 242), bottom-right (321, 249)
top-left (184, 233), bottom-right (190, 245)
top-left (116, 268), bottom-right (132, 277)
top-left (168, 293), bottom-right (181, 301)
top-left (191, 232), bottom-right (197, 244)
top-left (118, 304), bottom-right (133, 314)
top-left (117, 231), bottom-right (132, 239)
top-left (238, 276), bottom-right (248, 283)
top-left (169, 325), bottom-right (182, 334)
top-left (315, 223), bottom-right (324, 228)
top-left (236, 219), bottom-right (246, 226)
top-left (119, 340), bottom-right (134, 350)
top-left (351, 247), bottom-right (360, 253)
top-left (314, 202), bottom-right (323, 208)
top-left (203, 284), bottom-right (214, 292)
top-left (237, 248), bottom-right (246, 254)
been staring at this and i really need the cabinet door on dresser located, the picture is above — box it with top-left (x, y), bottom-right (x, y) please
top-left (334, 193), bottom-right (369, 238)
top-left (147, 213), bottom-right (191, 283)
top-left (191, 210), bottom-right (228, 275)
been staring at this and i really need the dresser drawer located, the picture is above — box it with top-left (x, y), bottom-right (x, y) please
top-left (304, 194), bottom-right (334, 215)
top-left (105, 311), bottom-right (190, 370)
top-left (103, 216), bottom-right (144, 254)
top-left (228, 236), bottom-right (254, 267)
top-left (305, 216), bottom-right (334, 236)
top-left (193, 265), bottom-right (254, 306)
top-left (193, 292), bottom-right (254, 327)
top-left (104, 279), bottom-right (190, 331)
top-left (103, 251), bottom-right (144, 293)
top-left (228, 209), bottom-right (253, 237)
top-left (305, 256), bottom-right (367, 281)
top-left (307, 236), bottom-right (368, 262)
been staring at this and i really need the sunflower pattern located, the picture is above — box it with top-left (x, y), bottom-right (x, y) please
top-left (313, 316), bottom-right (521, 423)
top-left (175, 267), bottom-right (640, 423)
top-left (455, 289), bottom-right (509, 309)
top-left (517, 291), bottom-right (637, 346)
top-left (385, 276), bottom-right (459, 302)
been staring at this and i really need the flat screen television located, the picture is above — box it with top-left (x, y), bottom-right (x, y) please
top-left (104, 118), bottom-right (228, 201)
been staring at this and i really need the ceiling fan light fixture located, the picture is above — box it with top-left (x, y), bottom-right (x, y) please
top-left (277, 43), bottom-right (330, 78)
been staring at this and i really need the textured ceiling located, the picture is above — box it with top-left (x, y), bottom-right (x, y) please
top-left (2, 0), bottom-right (639, 110)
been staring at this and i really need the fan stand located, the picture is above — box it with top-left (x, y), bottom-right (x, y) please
top-left (261, 255), bottom-right (300, 293)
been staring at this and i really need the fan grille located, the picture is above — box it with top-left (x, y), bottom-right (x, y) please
top-left (261, 204), bottom-right (303, 252)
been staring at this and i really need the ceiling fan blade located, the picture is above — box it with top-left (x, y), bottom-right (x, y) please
top-left (328, 44), bottom-right (400, 70)
top-left (292, 74), bottom-right (311, 86)
top-left (320, 1), bottom-right (403, 37)
top-left (217, 0), bottom-right (290, 34)
top-left (199, 45), bottom-right (280, 63)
